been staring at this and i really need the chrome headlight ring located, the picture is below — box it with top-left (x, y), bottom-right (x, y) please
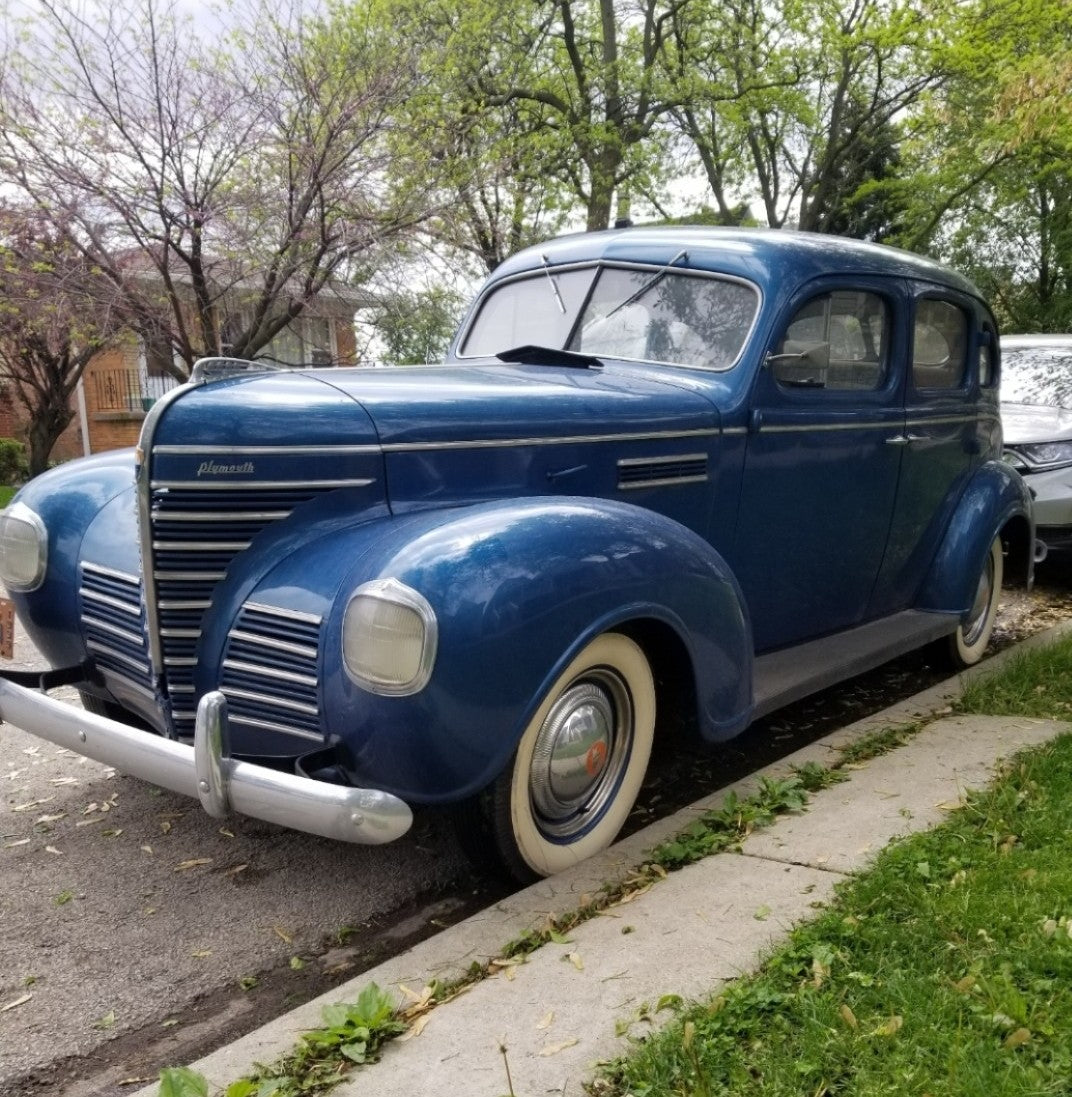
top-left (342, 578), bottom-right (438, 697)
top-left (0, 501), bottom-right (48, 592)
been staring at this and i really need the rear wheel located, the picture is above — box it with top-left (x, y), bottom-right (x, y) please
top-left (947, 535), bottom-right (1003, 668)
top-left (460, 632), bottom-right (656, 882)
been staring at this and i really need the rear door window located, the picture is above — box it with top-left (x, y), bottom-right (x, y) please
top-left (912, 299), bottom-right (968, 390)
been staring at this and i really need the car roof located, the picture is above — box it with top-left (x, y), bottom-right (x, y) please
top-left (491, 226), bottom-right (983, 299)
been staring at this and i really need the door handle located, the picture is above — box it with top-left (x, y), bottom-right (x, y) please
top-left (885, 433), bottom-right (926, 447)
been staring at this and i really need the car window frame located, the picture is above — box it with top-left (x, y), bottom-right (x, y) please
top-left (909, 294), bottom-right (973, 395)
top-left (755, 277), bottom-right (905, 408)
top-left (454, 260), bottom-right (764, 373)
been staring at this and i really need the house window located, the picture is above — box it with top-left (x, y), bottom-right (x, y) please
top-left (262, 315), bottom-right (337, 367)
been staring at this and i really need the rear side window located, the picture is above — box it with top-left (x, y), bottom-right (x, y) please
top-left (913, 300), bottom-right (967, 390)
top-left (979, 330), bottom-right (996, 388)
top-left (771, 290), bottom-right (889, 391)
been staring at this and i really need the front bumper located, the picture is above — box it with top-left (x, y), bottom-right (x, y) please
top-left (0, 682), bottom-right (413, 845)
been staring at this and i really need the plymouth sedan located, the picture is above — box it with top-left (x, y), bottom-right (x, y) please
top-left (0, 227), bottom-right (1033, 880)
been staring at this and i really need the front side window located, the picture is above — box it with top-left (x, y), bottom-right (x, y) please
top-left (913, 299), bottom-right (968, 390)
top-left (459, 264), bottom-right (759, 370)
top-left (770, 290), bottom-right (889, 390)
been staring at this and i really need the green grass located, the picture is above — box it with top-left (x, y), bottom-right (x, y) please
top-left (0, 485), bottom-right (16, 507)
top-left (596, 720), bottom-right (1072, 1095)
top-left (958, 633), bottom-right (1072, 720)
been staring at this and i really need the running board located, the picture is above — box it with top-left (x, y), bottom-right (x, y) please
top-left (752, 610), bottom-right (957, 721)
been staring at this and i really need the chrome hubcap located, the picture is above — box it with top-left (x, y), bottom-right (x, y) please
top-left (529, 669), bottom-right (633, 840)
top-left (962, 550), bottom-right (995, 646)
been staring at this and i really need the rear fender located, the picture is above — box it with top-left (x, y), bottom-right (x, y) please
top-left (918, 460), bottom-right (1033, 614)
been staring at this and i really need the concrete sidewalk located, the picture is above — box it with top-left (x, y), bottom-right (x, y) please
top-left (134, 624), bottom-right (1072, 1097)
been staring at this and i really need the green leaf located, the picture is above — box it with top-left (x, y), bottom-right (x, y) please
top-left (339, 1040), bottom-right (369, 1063)
top-left (157, 1066), bottom-right (209, 1097)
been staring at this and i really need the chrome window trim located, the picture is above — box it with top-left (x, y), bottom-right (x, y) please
top-left (455, 258), bottom-right (763, 373)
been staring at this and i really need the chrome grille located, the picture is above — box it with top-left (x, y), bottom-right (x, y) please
top-left (149, 485), bottom-right (332, 734)
top-left (219, 602), bottom-right (323, 743)
top-left (79, 562), bottom-right (153, 695)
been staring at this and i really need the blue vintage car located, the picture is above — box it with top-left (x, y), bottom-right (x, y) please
top-left (0, 227), bottom-right (1033, 880)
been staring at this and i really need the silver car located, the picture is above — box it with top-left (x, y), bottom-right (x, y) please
top-left (1001, 334), bottom-right (1072, 560)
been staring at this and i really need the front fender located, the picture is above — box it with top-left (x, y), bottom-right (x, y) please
top-left (8, 450), bottom-right (137, 667)
top-left (207, 498), bottom-right (752, 803)
top-left (918, 460), bottom-right (1033, 615)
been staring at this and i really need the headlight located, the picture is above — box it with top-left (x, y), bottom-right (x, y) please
top-left (1006, 441), bottom-right (1072, 471)
top-left (0, 502), bottom-right (48, 592)
top-left (342, 578), bottom-right (437, 696)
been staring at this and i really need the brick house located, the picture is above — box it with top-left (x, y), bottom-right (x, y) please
top-left (0, 283), bottom-right (368, 465)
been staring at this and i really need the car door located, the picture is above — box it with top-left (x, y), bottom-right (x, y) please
top-left (867, 288), bottom-right (990, 616)
top-left (731, 280), bottom-right (907, 652)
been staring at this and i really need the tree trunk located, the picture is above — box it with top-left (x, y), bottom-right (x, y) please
top-left (25, 404), bottom-right (75, 478)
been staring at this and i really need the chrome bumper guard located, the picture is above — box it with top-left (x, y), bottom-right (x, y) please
top-left (0, 682), bottom-right (413, 845)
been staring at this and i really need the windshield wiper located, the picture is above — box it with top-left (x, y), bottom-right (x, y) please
top-left (602, 249), bottom-right (689, 321)
top-left (496, 344), bottom-right (603, 370)
top-left (540, 254), bottom-right (566, 315)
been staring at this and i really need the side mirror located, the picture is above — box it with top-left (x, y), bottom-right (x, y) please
top-left (765, 341), bottom-right (830, 387)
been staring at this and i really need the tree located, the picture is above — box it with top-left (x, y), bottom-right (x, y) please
top-left (0, 207), bottom-right (124, 475)
top-left (886, 0), bottom-right (1072, 334)
top-left (431, 0), bottom-right (683, 233)
top-left (371, 285), bottom-right (467, 364)
top-left (0, 0), bottom-right (427, 377)
top-left (667, 0), bottom-right (943, 232)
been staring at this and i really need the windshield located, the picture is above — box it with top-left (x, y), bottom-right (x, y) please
top-left (1002, 344), bottom-right (1072, 408)
top-left (460, 264), bottom-right (759, 370)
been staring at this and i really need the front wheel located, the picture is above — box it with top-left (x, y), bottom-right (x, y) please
top-left (466, 632), bottom-right (656, 882)
top-left (947, 535), bottom-right (1003, 668)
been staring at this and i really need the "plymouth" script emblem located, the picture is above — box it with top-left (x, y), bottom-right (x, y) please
top-left (196, 460), bottom-right (256, 476)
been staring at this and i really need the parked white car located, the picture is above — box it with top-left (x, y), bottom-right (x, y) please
top-left (1001, 334), bottom-right (1072, 560)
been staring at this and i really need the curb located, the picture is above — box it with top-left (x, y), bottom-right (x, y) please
top-left (132, 618), bottom-right (1072, 1096)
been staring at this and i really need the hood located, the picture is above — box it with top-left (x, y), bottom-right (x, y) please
top-left (1001, 402), bottom-right (1072, 446)
top-left (149, 362), bottom-right (720, 507)
top-left (313, 361), bottom-right (718, 445)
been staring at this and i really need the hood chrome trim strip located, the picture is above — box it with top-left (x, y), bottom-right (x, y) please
top-left (380, 426), bottom-right (720, 453)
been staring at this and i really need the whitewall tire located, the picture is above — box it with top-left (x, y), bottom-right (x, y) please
top-left (948, 535), bottom-right (1003, 668)
top-left (490, 632), bottom-right (656, 880)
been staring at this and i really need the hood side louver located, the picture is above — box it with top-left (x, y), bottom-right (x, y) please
top-left (617, 453), bottom-right (708, 491)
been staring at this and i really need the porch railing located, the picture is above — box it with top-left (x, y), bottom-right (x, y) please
top-left (91, 369), bottom-right (180, 413)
